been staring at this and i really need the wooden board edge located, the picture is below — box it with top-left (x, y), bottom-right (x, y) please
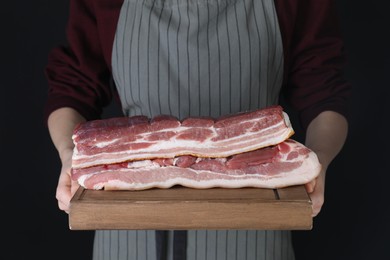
top-left (69, 200), bottom-right (312, 231)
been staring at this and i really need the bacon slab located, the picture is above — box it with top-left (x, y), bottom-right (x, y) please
top-left (70, 106), bottom-right (321, 191)
top-left (71, 139), bottom-right (321, 190)
top-left (71, 105), bottom-right (294, 169)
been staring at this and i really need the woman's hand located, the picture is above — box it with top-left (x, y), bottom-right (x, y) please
top-left (304, 111), bottom-right (348, 218)
top-left (56, 148), bottom-right (79, 214)
top-left (48, 107), bottom-right (86, 214)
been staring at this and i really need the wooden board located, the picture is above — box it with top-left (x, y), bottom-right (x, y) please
top-left (69, 185), bottom-right (312, 230)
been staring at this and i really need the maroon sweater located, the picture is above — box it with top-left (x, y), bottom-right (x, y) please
top-left (44, 0), bottom-right (351, 130)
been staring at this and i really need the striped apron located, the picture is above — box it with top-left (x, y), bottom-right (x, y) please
top-left (94, 0), bottom-right (294, 259)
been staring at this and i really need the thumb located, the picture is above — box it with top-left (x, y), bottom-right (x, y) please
top-left (70, 180), bottom-right (81, 198)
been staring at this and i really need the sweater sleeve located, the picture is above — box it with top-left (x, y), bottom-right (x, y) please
top-left (44, 0), bottom-right (113, 123)
top-left (280, 0), bottom-right (351, 130)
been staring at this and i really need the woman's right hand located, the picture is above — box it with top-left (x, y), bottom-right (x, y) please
top-left (48, 108), bottom-right (86, 214)
top-left (56, 148), bottom-right (80, 214)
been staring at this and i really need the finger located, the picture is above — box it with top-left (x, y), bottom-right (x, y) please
top-left (56, 186), bottom-right (71, 212)
top-left (58, 200), bottom-right (70, 214)
top-left (308, 183), bottom-right (325, 217)
top-left (71, 180), bottom-right (80, 194)
top-left (56, 172), bottom-right (73, 213)
top-left (310, 192), bottom-right (324, 217)
top-left (305, 179), bottom-right (316, 193)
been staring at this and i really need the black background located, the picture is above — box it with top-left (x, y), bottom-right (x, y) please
top-left (1, 1), bottom-right (389, 259)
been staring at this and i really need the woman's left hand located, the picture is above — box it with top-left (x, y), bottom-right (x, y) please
top-left (303, 111), bottom-right (348, 218)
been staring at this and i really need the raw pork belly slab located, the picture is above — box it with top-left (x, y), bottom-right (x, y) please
top-left (72, 139), bottom-right (321, 190)
top-left (71, 105), bottom-right (294, 169)
top-left (70, 105), bottom-right (321, 190)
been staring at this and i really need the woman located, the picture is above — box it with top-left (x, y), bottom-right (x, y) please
top-left (44, 0), bottom-right (351, 259)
